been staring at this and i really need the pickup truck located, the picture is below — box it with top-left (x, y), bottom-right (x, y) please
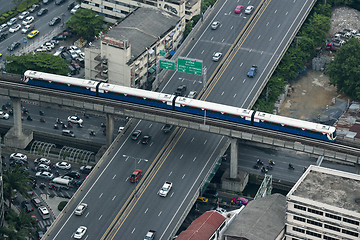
top-left (144, 230), bottom-right (156, 240)
top-left (247, 65), bottom-right (258, 78)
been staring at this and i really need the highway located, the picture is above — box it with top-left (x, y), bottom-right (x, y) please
top-left (45, 0), bottom-right (318, 239)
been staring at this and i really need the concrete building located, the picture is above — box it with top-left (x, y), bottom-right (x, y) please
top-left (285, 165), bottom-right (360, 240)
top-left (224, 194), bottom-right (286, 240)
top-left (81, 0), bottom-right (201, 22)
top-left (84, 7), bottom-right (184, 88)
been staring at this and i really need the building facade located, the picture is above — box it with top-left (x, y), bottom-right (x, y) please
top-left (285, 165), bottom-right (360, 240)
top-left (84, 7), bottom-right (184, 88)
top-left (81, 0), bottom-right (200, 22)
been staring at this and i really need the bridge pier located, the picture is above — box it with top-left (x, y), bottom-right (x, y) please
top-left (106, 113), bottom-right (114, 146)
top-left (230, 138), bottom-right (238, 178)
top-left (4, 97), bottom-right (33, 149)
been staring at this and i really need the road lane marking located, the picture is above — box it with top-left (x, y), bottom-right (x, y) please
top-left (182, 174), bottom-right (186, 179)
top-left (233, 94), bottom-right (237, 98)
top-left (169, 171), bottom-right (172, 176)
top-left (193, 157), bottom-right (196, 162)
top-left (204, 140), bottom-right (207, 144)
top-left (148, 124), bottom-right (152, 128)
top-left (99, 193), bottom-right (103, 198)
top-left (131, 228), bottom-right (135, 234)
top-left (180, 154), bottom-right (183, 159)
top-left (112, 174), bottom-right (116, 179)
top-left (144, 208), bottom-right (148, 214)
top-left (112, 196), bottom-right (116, 201)
top-left (85, 212), bottom-right (89, 218)
top-left (99, 215), bottom-right (103, 220)
top-left (221, 91), bottom-right (224, 95)
top-left (158, 211), bottom-right (162, 216)
top-left (170, 192), bottom-right (174, 198)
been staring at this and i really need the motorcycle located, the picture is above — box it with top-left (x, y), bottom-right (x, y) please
top-left (266, 165), bottom-right (272, 170)
top-left (56, 118), bottom-right (63, 124)
top-left (40, 117), bottom-right (46, 123)
top-left (54, 124), bottom-right (59, 129)
top-left (89, 130), bottom-right (96, 136)
top-left (78, 123), bottom-right (83, 128)
top-left (39, 110), bottom-right (44, 116)
top-left (256, 159), bottom-right (264, 165)
top-left (269, 160), bottom-right (275, 165)
top-left (289, 164), bottom-right (295, 170)
top-left (67, 122), bottom-right (73, 128)
top-left (39, 183), bottom-right (46, 189)
top-left (27, 115), bottom-right (33, 121)
top-left (261, 166), bottom-right (268, 173)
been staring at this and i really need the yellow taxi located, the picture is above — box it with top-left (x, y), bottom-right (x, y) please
top-left (197, 196), bottom-right (209, 203)
top-left (27, 30), bottom-right (39, 39)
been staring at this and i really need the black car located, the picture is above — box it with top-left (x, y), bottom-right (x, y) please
top-left (49, 17), bottom-right (61, 26)
top-left (80, 165), bottom-right (93, 174)
top-left (65, 171), bottom-right (80, 178)
top-left (175, 85), bottom-right (187, 96)
top-left (55, 0), bottom-right (66, 4)
top-left (24, 203), bottom-right (34, 212)
top-left (8, 42), bottom-right (20, 51)
top-left (37, 8), bottom-right (48, 16)
top-left (131, 130), bottom-right (142, 140)
top-left (141, 135), bottom-right (152, 144)
top-left (0, 33), bottom-right (7, 42)
top-left (68, 2), bottom-right (75, 10)
top-left (53, 34), bottom-right (67, 41)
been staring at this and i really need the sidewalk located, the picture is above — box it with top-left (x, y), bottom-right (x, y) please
top-left (40, 193), bottom-right (68, 218)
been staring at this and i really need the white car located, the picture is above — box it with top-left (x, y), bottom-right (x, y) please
top-left (18, 11), bottom-right (29, 20)
top-left (244, 5), bottom-right (254, 14)
top-left (9, 24), bottom-right (21, 33)
top-left (158, 181), bottom-right (172, 197)
top-left (68, 116), bottom-right (83, 124)
top-left (22, 16), bottom-right (34, 25)
top-left (0, 111), bottom-right (10, 119)
top-left (36, 164), bottom-right (51, 172)
top-left (38, 206), bottom-right (49, 215)
top-left (21, 24), bottom-right (34, 34)
top-left (74, 226), bottom-right (87, 239)
top-left (70, 4), bottom-right (80, 14)
top-left (211, 21), bottom-right (220, 30)
top-left (69, 50), bottom-right (79, 59)
top-left (10, 153), bottom-right (27, 162)
top-left (78, 52), bottom-right (85, 59)
top-left (34, 157), bottom-right (51, 165)
top-left (61, 175), bottom-right (73, 182)
top-left (69, 45), bottom-right (81, 54)
top-left (56, 161), bottom-right (71, 169)
top-left (35, 171), bottom-right (54, 179)
top-left (118, 126), bottom-right (124, 133)
top-left (212, 52), bottom-right (222, 62)
top-left (74, 203), bottom-right (88, 216)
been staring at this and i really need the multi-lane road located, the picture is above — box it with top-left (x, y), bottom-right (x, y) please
top-left (43, 0), bottom-right (321, 239)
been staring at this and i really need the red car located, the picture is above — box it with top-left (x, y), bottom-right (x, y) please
top-left (129, 169), bottom-right (142, 183)
top-left (231, 197), bottom-right (248, 205)
top-left (234, 5), bottom-right (243, 14)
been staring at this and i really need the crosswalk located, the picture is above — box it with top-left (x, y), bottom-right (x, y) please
top-left (38, 219), bottom-right (53, 229)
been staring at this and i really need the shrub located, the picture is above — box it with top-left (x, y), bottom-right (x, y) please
top-left (58, 201), bottom-right (68, 211)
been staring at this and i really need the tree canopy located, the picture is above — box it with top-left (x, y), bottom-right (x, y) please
top-left (66, 8), bottom-right (104, 41)
top-left (327, 38), bottom-right (360, 99)
top-left (5, 52), bottom-right (69, 75)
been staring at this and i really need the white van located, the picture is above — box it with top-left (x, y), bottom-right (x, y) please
top-left (52, 177), bottom-right (71, 186)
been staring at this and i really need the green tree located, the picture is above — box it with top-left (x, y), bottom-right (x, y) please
top-left (0, 209), bottom-right (36, 240)
top-left (5, 53), bottom-right (68, 75)
top-left (3, 168), bottom-right (31, 209)
top-left (66, 8), bottom-right (104, 41)
top-left (327, 38), bottom-right (360, 99)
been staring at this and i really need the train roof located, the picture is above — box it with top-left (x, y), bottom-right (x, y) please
top-left (175, 97), bottom-right (254, 117)
top-left (24, 70), bottom-right (98, 88)
top-left (98, 83), bottom-right (174, 102)
top-left (254, 112), bottom-right (336, 133)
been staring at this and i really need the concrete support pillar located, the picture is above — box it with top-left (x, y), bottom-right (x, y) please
top-left (230, 138), bottom-right (238, 179)
top-left (12, 97), bottom-right (23, 138)
top-left (106, 113), bottom-right (114, 146)
top-left (355, 163), bottom-right (360, 175)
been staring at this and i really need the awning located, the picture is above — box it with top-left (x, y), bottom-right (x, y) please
top-left (169, 50), bottom-right (175, 56)
top-left (148, 68), bottom-right (155, 74)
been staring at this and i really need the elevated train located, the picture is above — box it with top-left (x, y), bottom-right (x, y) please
top-left (23, 70), bottom-right (336, 142)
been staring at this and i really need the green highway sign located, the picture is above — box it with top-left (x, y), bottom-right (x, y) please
top-left (177, 57), bottom-right (203, 76)
top-left (159, 50), bottom-right (166, 57)
top-left (159, 59), bottom-right (176, 70)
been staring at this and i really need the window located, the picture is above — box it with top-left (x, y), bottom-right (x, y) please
top-left (343, 217), bottom-right (359, 226)
top-left (292, 227), bottom-right (305, 233)
top-left (306, 230), bottom-right (321, 238)
top-left (293, 216), bottom-right (305, 222)
top-left (342, 229), bottom-right (359, 237)
top-left (307, 208), bottom-right (323, 216)
top-left (323, 236), bottom-right (339, 240)
top-left (324, 224), bottom-right (340, 232)
top-left (294, 204), bottom-right (306, 211)
top-left (325, 213), bottom-right (341, 221)
top-left (307, 219), bottom-right (322, 227)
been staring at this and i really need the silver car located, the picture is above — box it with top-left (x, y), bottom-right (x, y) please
top-left (212, 52), bottom-right (222, 62)
top-left (245, 5), bottom-right (254, 14)
top-left (211, 21), bottom-right (220, 30)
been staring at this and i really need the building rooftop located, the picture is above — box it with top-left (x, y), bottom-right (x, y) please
top-left (177, 210), bottom-right (226, 240)
top-left (289, 165), bottom-right (360, 213)
top-left (107, 7), bottom-right (180, 63)
top-left (224, 194), bottom-right (286, 240)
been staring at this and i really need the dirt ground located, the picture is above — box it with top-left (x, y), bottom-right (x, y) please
top-left (279, 71), bottom-right (342, 120)
top-left (279, 6), bottom-right (359, 120)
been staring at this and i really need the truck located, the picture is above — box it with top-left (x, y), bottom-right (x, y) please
top-left (144, 230), bottom-right (156, 240)
top-left (52, 177), bottom-right (71, 187)
top-left (247, 65), bottom-right (258, 78)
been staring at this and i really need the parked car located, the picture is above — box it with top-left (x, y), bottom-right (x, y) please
top-left (35, 164), bottom-right (51, 172)
top-left (37, 8), bottom-right (48, 16)
top-left (54, 46), bottom-right (67, 56)
top-left (9, 24), bottom-right (21, 33)
top-left (74, 203), bottom-right (88, 215)
top-left (65, 171), bottom-right (80, 178)
top-left (31, 197), bottom-right (42, 207)
top-left (158, 181), bottom-right (172, 197)
top-left (29, 4), bottom-right (40, 12)
top-left (35, 171), bottom-right (54, 179)
top-left (70, 4), bottom-right (80, 14)
top-left (24, 203), bottom-right (34, 212)
top-left (68, 2), bottom-right (76, 10)
top-left (22, 16), bottom-right (34, 25)
top-left (53, 34), bottom-right (67, 41)
top-left (0, 111), bottom-right (10, 119)
top-left (80, 165), bottom-right (93, 174)
top-left (18, 11), bottom-right (29, 20)
top-left (56, 161), bottom-right (71, 169)
top-left (231, 197), bottom-right (249, 205)
top-left (34, 157), bottom-right (51, 165)
top-left (129, 169), bottom-right (142, 183)
top-left (61, 51), bottom-right (72, 61)
top-left (38, 206), bottom-right (49, 215)
top-left (0, 24), bottom-right (9, 32)
top-left (197, 196), bottom-right (208, 203)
